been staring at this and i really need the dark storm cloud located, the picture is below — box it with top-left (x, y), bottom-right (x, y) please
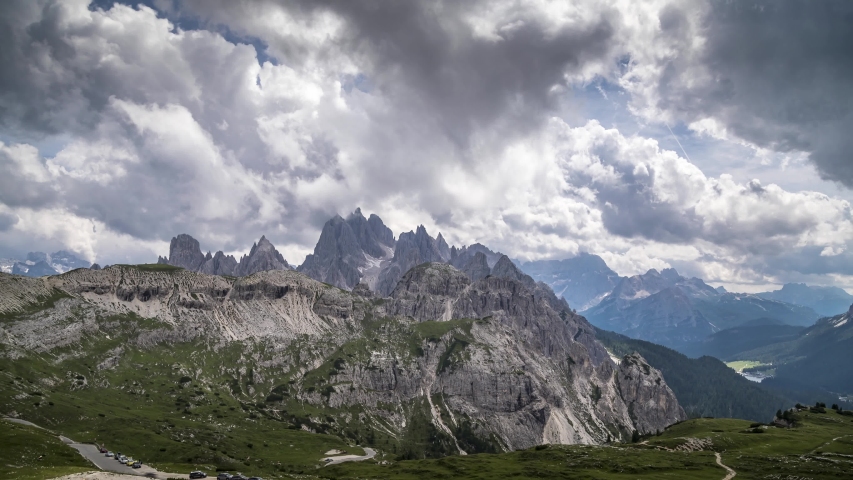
top-left (655, 0), bottom-right (853, 186)
top-left (184, 0), bottom-right (619, 147)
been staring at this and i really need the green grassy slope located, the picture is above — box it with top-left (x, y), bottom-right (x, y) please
top-left (0, 307), bottom-right (496, 476)
top-left (0, 419), bottom-right (92, 480)
top-left (326, 410), bottom-right (853, 479)
top-left (0, 311), bottom-right (366, 477)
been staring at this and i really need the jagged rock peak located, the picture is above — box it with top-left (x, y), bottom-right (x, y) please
top-left (376, 224), bottom-right (451, 296)
top-left (236, 236), bottom-right (291, 276)
top-left (298, 208), bottom-right (395, 290)
top-left (89, 263), bottom-right (102, 271)
top-left (491, 255), bottom-right (535, 287)
top-left (158, 233), bottom-right (289, 277)
top-left (200, 250), bottom-right (238, 276)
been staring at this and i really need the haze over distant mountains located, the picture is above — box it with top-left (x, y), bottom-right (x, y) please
top-left (0, 251), bottom-right (90, 277)
top-left (756, 283), bottom-right (853, 318)
top-left (517, 254), bottom-right (621, 311)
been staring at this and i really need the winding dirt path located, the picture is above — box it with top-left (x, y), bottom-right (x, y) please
top-left (715, 452), bottom-right (736, 480)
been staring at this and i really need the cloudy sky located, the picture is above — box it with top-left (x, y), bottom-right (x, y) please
top-left (1, 0), bottom-right (852, 292)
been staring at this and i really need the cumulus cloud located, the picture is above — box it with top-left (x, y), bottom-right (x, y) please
top-left (0, 0), bottom-right (851, 291)
top-left (620, 0), bottom-right (853, 187)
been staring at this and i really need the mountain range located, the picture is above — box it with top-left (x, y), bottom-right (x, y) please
top-left (756, 283), bottom-right (853, 317)
top-left (4, 205), bottom-right (852, 471)
top-left (579, 268), bottom-right (820, 351)
top-left (0, 258), bottom-right (684, 455)
top-left (19, 208), bottom-right (839, 359)
top-left (0, 250), bottom-right (90, 277)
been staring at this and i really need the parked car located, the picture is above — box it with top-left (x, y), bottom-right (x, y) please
top-left (230, 475), bottom-right (247, 480)
top-left (189, 472), bottom-right (208, 479)
top-left (132, 461), bottom-right (142, 469)
top-left (248, 477), bottom-right (264, 480)
top-left (98, 447), bottom-right (107, 454)
top-left (117, 456), bottom-right (127, 463)
top-left (216, 473), bottom-right (232, 480)
top-left (124, 457), bottom-right (135, 465)
top-left (105, 451), bottom-right (114, 458)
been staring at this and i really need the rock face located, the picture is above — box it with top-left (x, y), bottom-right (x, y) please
top-left (376, 225), bottom-right (452, 296)
top-left (461, 251), bottom-right (491, 282)
top-left (298, 209), bottom-right (395, 290)
top-left (199, 251), bottom-right (238, 276)
top-left (158, 234), bottom-right (207, 271)
top-left (491, 255), bottom-right (536, 289)
top-left (617, 353), bottom-right (687, 434)
top-left (450, 243), bottom-right (503, 270)
top-left (0, 262), bottom-right (685, 453)
top-left (157, 234), bottom-right (290, 277)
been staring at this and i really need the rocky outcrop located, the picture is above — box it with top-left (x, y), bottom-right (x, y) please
top-left (298, 209), bottom-right (395, 290)
top-left (617, 353), bottom-right (687, 434)
top-left (235, 236), bottom-right (292, 276)
top-left (388, 263), bottom-right (471, 320)
top-left (199, 251), bottom-right (238, 276)
top-left (376, 225), bottom-right (451, 296)
top-left (491, 255), bottom-right (536, 289)
top-left (157, 234), bottom-right (290, 277)
top-left (461, 251), bottom-right (491, 282)
top-left (158, 234), bottom-right (207, 271)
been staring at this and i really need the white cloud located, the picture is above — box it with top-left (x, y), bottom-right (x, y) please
top-left (1, 0), bottom-right (852, 292)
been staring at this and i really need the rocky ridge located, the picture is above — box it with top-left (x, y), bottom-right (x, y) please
top-left (582, 267), bottom-right (820, 350)
top-left (157, 234), bottom-right (292, 277)
top-left (0, 262), bottom-right (685, 451)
